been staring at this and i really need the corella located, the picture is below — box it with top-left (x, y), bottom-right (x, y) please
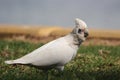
top-left (5, 18), bottom-right (89, 71)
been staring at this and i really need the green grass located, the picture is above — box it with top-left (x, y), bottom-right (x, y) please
top-left (0, 40), bottom-right (120, 80)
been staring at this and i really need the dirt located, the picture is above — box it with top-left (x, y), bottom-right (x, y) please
top-left (0, 33), bottom-right (120, 46)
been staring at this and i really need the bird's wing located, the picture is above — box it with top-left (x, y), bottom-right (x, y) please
top-left (12, 36), bottom-right (75, 66)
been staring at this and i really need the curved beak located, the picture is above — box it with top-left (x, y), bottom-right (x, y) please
top-left (84, 29), bottom-right (89, 37)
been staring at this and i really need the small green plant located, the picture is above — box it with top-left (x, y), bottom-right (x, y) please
top-left (0, 40), bottom-right (120, 80)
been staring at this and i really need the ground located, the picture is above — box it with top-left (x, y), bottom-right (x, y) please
top-left (0, 40), bottom-right (120, 80)
top-left (0, 25), bottom-right (120, 80)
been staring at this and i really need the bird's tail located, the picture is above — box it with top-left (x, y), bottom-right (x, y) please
top-left (5, 59), bottom-right (28, 65)
top-left (5, 60), bottom-right (16, 64)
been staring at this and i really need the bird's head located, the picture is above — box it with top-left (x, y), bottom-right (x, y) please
top-left (71, 18), bottom-right (89, 43)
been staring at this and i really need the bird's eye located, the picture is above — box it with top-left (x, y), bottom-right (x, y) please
top-left (78, 29), bottom-right (81, 33)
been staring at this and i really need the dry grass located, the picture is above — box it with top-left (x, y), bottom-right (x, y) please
top-left (90, 29), bottom-right (120, 39)
top-left (0, 24), bottom-right (71, 37)
top-left (0, 24), bottom-right (120, 39)
top-left (0, 24), bottom-right (120, 45)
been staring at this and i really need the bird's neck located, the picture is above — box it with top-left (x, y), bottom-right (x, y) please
top-left (65, 33), bottom-right (83, 47)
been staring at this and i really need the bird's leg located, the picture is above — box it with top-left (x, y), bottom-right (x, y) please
top-left (43, 70), bottom-right (49, 80)
top-left (54, 66), bottom-right (64, 77)
top-left (56, 66), bottom-right (64, 71)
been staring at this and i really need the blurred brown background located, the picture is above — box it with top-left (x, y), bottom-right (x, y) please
top-left (0, 24), bottom-right (120, 46)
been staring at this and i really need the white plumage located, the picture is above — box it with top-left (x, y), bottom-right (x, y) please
top-left (5, 18), bottom-right (89, 71)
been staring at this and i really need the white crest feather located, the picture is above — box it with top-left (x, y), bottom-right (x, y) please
top-left (75, 18), bottom-right (87, 29)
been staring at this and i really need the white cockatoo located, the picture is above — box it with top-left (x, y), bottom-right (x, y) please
top-left (5, 18), bottom-right (89, 71)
